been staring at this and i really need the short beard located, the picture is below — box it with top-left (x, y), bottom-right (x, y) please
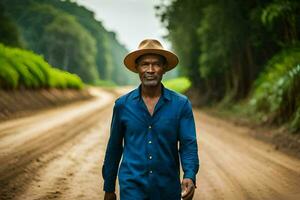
top-left (142, 79), bottom-right (160, 87)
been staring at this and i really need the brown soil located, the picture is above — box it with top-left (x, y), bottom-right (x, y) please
top-left (201, 109), bottom-right (300, 160)
top-left (0, 87), bottom-right (299, 200)
top-left (194, 110), bottom-right (300, 200)
top-left (0, 87), bottom-right (94, 122)
top-left (185, 88), bottom-right (300, 160)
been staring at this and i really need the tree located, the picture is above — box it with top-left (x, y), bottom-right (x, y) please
top-left (156, 0), bottom-right (205, 90)
top-left (0, 2), bottom-right (22, 47)
top-left (42, 12), bottom-right (99, 83)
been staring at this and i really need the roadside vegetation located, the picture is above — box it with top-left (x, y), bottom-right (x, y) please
top-left (156, 0), bottom-right (300, 133)
top-left (163, 77), bottom-right (191, 93)
top-left (0, 43), bottom-right (83, 89)
top-left (0, 0), bottom-right (138, 88)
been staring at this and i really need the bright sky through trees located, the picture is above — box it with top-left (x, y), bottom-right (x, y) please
top-left (76, 0), bottom-right (170, 51)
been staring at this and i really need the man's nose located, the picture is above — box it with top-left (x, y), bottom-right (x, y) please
top-left (146, 64), bottom-right (155, 72)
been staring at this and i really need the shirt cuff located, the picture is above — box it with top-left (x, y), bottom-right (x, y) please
top-left (103, 181), bottom-right (115, 192)
top-left (183, 172), bottom-right (197, 187)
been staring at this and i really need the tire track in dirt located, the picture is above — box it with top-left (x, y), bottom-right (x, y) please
top-left (202, 134), bottom-right (281, 200)
top-left (0, 104), bottom-right (108, 183)
top-left (14, 106), bottom-right (113, 200)
top-left (0, 96), bottom-right (106, 155)
top-left (199, 111), bottom-right (300, 173)
top-left (0, 97), bottom-right (97, 140)
top-left (194, 110), bottom-right (300, 200)
top-left (200, 142), bottom-right (251, 199)
top-left (0, 88), bottom-right (116, 200)
top-left (1, 87), bottom-right (300, 200)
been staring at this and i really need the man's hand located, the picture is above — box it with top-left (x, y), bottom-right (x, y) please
top-left (181, 178), bottom-right (195, 200)
top-left (104, 192), bottom-right (116, 200)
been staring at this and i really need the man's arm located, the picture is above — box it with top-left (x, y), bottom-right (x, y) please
top-left (102, 101), bottom-right (124, 193)
top-left (178, 99), bottom-right (200, 199)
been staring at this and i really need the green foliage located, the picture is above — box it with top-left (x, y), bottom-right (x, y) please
top-left (155, 0), bottom-right (204, 87)
top-left (0, 43), bottom-right (83, 89)
top-left (291, 107), bottom-right (300, 132)
top-left (91, 79), bottom-right (117, 88)
top-left (40, 0), bottom-right (109, 80)
top-left (197, 4), bottom-right (231, 79)
top-left (1, 0), bottom-right (137, 88)
top-left (0, 2), bottom-right (22, 47)
top-left (48, 68), bottom-right (83, 89)
top-left (163, 77), bottom-right (191, 93)
top-left (159, 0), bottom-right (300, 133)
top-left (104, 31), bottom-right (139, 85)
top-left (42, 10), bottom-right (99, 83)
top-left (261, 0), bottom-right (292, 25)
top-left (157, 0), bottom-right (277, 101)
top-left (0, 57), bottom-right (19, 88)
top-left (249, 47), bottom-right (300, 128)
top-left (1, 0), bottom-right (135, 85)
top-left (261, 0), bottom-right (299, 44)
top-left (16, 2), bottom-right (99, 83)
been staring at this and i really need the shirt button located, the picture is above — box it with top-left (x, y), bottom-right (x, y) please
top-left (148, 140), bottom-right (152, 144)
top-left (149, 170), bottom-right (153, 174)
top-left (148, 125), bottom-right (152, 129)
top-left (149, 155), bottom-right (152, 159)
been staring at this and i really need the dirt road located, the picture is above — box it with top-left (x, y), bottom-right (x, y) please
top-left (0, 87), bottom-right (300, 200)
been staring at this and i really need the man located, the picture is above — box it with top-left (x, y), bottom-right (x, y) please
top-left (102, 39), bottom-right (199, 200)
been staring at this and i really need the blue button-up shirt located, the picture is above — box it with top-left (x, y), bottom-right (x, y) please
top-left (102, 84), bottom-right (199, 200)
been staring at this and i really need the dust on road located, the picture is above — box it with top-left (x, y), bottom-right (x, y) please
top-left (0, 87), bottom-right (300, 200)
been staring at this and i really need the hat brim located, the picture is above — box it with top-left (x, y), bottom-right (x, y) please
top-left (124, 49), bottom-right (179, 73)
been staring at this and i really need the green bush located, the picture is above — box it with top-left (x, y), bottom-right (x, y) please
top-left (291, 106), bottom-right (300, 132)
top-left (0, 57), bottom-right (19, 88)
top-left (91, 79), bottom-right (117, 88)
top-left (48, 68), bottom-right (83, 89)
top-left (9, 49), bottom-right (46, 88)
top-left (0, 43), bottom-right (83, 89)
top-left (249, 47), bottom-right (300, 131)
top-left (163, 77), bottom-right (191, 93)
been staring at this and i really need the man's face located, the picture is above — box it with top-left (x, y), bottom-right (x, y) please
top-left (135, 54), bottom-right (166, 87)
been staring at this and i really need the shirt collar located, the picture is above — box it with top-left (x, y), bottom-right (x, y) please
top-left (132, 83), bottom-right (171, 101)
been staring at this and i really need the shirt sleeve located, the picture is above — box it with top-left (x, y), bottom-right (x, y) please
top-left (102, 101), bottom-right (124, 192)
top-left (178, 99), bottom-right (200, 185)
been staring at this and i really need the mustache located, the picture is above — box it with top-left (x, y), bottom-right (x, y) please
top-left (143, 74), bottom-right (157, 79)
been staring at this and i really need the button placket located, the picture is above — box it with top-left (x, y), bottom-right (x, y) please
top-left (147, 122), bottom-right (154, 175)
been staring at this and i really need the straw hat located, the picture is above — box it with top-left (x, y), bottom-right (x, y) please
top-left (124, 39), bottom-right (179, 73)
